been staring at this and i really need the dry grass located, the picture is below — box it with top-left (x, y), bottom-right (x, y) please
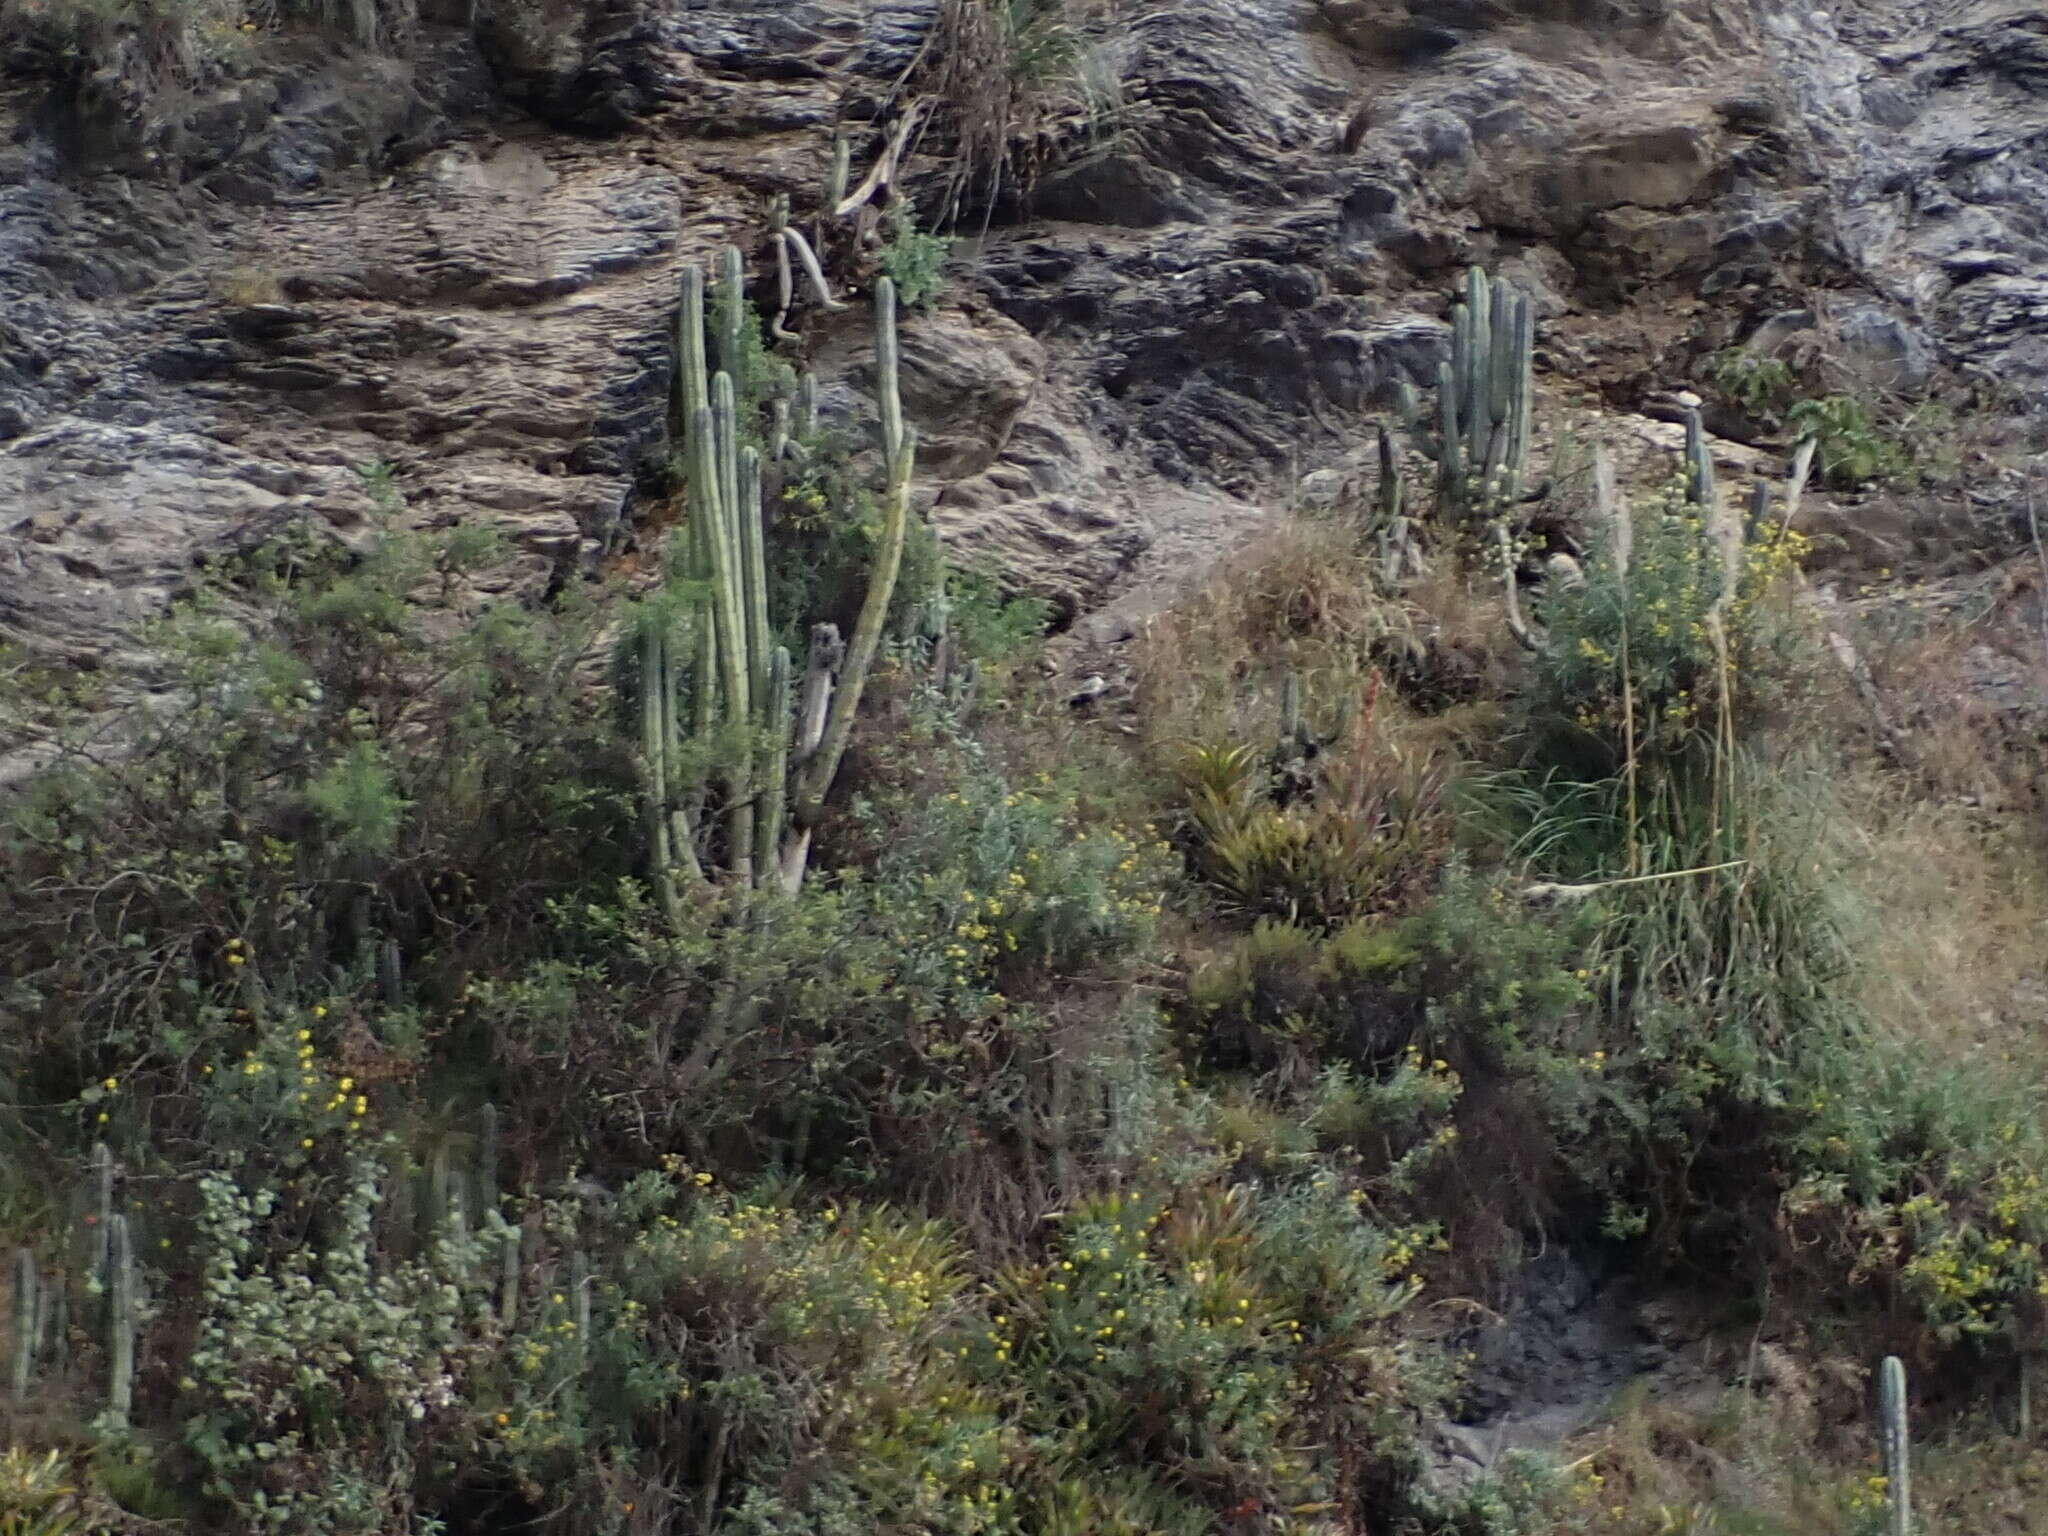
top-left (913, 0), bottom-right (1118, 220)
top-left (1822, 571), bottom-right (2048, 1067)
top-left (1129, 514), bottom-right (1400, 752)
top-left (1522, 1375), bottom-right (2048, 1536)
top-left (1839, 767), bottom-right (2048, 1065)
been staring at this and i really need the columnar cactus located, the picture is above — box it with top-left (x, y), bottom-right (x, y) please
top-left (782, 277), bottom-right (915, 889)
top-left (1881, 1355), bottom-right (1911, 1536)
top-left (1684, 402), bottom-right (1716, 509)
top-left (107, 1213), bottom-right (135, 1428)
top-left (1396, 266), bottom-right (1535, 525)
top-left (12, 1249), bottom-right (36, 1402)
top-left (88, 1141), bottom-right (113, 1287)
top-left (635, 251), bottom-right (915, 905)
top-left (477, 1101), bottom-right (499, 1219)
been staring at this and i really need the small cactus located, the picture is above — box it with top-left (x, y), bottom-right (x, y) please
top-left (497, 1222), bottom-right (521, 1330)
top-left (1684, 402), bottom-right (1716, 509)
top-left (1880, 1354), bottom-right (1911, 1536)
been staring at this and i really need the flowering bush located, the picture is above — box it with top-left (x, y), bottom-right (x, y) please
top-left (1527, 476), bottom-right (1814, 779)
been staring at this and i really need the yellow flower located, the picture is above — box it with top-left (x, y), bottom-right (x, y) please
top-left (338, 1077), bottom-right (354, 1092)
top-left (312, 1005), bottom-right (327, 1018)
top-left (226, 953), bottom-right (246, 967)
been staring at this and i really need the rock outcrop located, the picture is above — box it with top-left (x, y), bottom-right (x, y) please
top-left (4, 0), bottom-right (2046, 705)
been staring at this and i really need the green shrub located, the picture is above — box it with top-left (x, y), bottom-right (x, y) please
top-left (1523, 474), bottom-right (1814, 782)
top-left (182, 1160), bottom-right (493, 1534)
top-left (1786, 393), bottom-right (1912, 488)
top-left (1706, 350), bottom-right (1798, 420)
top-left (878, 205), bottom-right (956, 311)
top-left (0, 520), bottom-right (628, 1166)
top-left (985, 1177), bottom-right (1451, 1528)
top-left (1177, 710), bottom-right (1450, 930)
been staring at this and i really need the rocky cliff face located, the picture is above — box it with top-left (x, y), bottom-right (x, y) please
top-left (3, 0), bottom-right (2044, 702)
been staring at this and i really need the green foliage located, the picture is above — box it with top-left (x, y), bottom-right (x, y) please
top-left (1706, 350), bottom-right (1798, 420)
top-left (304, 742), bottom-right (408, 857)
top-left (945, 568), bottom-right (1052, 668)
top-left (771, 452), bottom-right (940, 644)
top-left (1786, 394), bottom-right (1912, 489)
top-left (1177, 711), bottom-right (1450, 930)
top-left (182, 1160), bottom-right (492, 1533)
top-left (1523, 473), bottom-right (1814, 779)
top-left (0, 1450), bottom-right (86, 1536)
top-left (984, 1178), bottom-right (1448, 1527)
top-left (0, 516), bottom-right (630, 1170)
top-left (1705, 351), bottom-right (1912, 489)
top-left (879, 205), bottom-right (955, 311)
top-left (1001, 0), bottom-right (1081, 85)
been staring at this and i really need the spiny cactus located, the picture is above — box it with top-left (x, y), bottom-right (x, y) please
top-left (635, 251), bottom-right (915, 906)
top-left (1880, 1354), bottom-right (1911, 1536)
top-left (497, 1221), bottom-right (522, 1330)
top-left (1684, 402), bottom-right (1716, 509)
top-left (88, 1141), bottom-right (112, 1287)
top-left (782, 276), bottom-right (916, 889)
top-left (1396, 266), bottom-right (1535, 525)
top-left (1374, 422), bottom-right (1423, 589)
top-left (107, 1213), bottom-right (135, 1428)
top-left (13, 1248), bottom-right (36, 1402)
top-left (477, 1101), bottom-right (499, 1219)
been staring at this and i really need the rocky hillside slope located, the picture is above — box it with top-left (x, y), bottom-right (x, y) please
top-left (3, 0), bottom-right (2046, 694)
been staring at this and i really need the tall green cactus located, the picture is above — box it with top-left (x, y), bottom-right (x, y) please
top-left (633, 248), bottom-right (915, 904)
top-left (1880, 1354), bottom-right (1911, 1536)
top-left (1396, 266), bottom-right (1535, 525)
top-left (1684, 402), bottom-right (1717, 509)
top-left (783, 276), bottom-right (915, 886)
top-left (477, 1101), bottom-right (499, 1219)
top-left (12, 1249), bottom-right (36, 1402)
top-left (89, 1141), bottom-right (112, 1287)
top-left (107, 1213), bottom-right (135, 1428)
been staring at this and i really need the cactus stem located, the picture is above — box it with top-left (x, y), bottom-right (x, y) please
top-left (107, 1214), bottom-right (135, 1428)
top-left (13, 1249), bottom-right (37, 1402)
top-left (1881, 1354), bottom-right (1911, 1536)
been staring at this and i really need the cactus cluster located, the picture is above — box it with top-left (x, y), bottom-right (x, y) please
top-left (1396, 266), bottom-right (1535, 525)
top-left (635, 249), bottom-right (915, 913)
top-left (11, 1145), bottom-right (139, 1420)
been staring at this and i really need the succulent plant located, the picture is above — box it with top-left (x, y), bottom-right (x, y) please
top-left (13, 1248), bottom-right (37, 1402)
top-left (1396, 266), bottom-right (1534, 525)
top-left (107, 1213), bottom-right (136, 1428)
top-left (1880, 1354), bottom-right (1911, 1536)
top-left (635, 254), bottom-right (915, 908)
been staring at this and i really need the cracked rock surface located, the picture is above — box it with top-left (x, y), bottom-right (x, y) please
top-left (4, 0), bottom-right (2047, 702)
